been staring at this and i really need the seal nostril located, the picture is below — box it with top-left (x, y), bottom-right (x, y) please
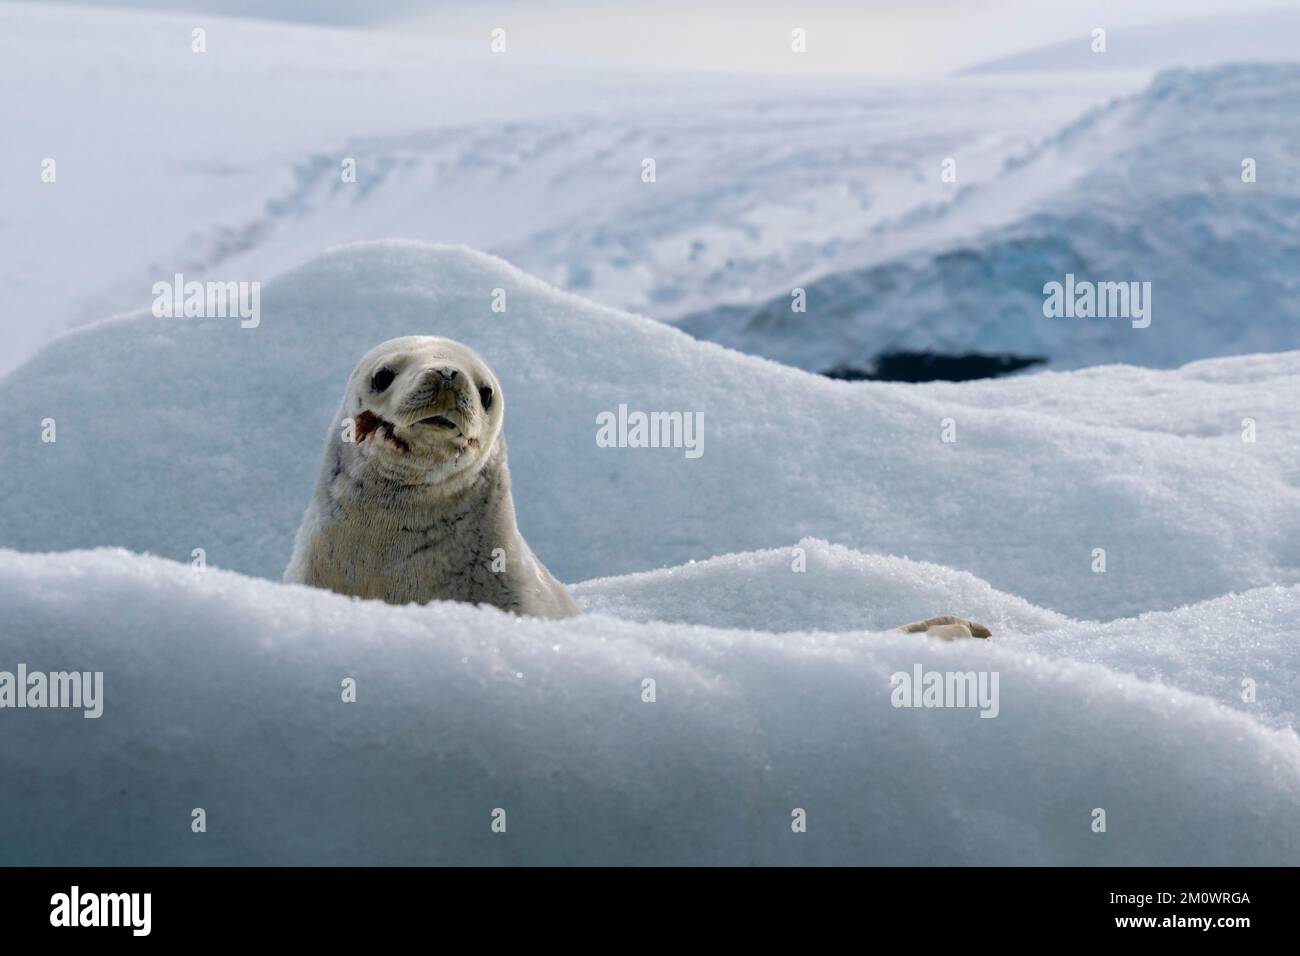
top-left (287, 336), bottom-right (578, 619)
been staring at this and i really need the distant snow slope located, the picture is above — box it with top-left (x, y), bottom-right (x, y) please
top-left (1, 241), bottom-right (1297, 621)
top-left (3, 547), bottom-right (1299, 865)
top-left (962, 7), bottom-right (1300, 74)
top-left (679, 63), bottom-right (1300, 372)
top-left (6, 5), bottom-right (1294, 381)
top-left (0, 1), bottom-right (1132, 375)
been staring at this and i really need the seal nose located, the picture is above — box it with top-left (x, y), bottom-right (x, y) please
top-left (422, 367), bottom-right (459, 385)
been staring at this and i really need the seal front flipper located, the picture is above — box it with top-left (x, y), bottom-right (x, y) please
top-left (897, 614), bottom-right (991, 640)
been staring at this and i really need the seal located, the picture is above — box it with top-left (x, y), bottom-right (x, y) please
top-left (898, 615), bottom-right (991, 640)
top-left (284, 336), bottom-right (579, 618)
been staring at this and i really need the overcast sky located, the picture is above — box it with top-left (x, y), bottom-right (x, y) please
top-left (26, 0), bottom-right (1297, 74)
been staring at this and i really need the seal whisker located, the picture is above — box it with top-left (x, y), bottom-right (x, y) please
top-left (284, 336), bottom-right (578, 620)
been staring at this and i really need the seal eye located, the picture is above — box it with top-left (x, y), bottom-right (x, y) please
top-left (478, 384), bottom-right (494, 410)
top-left (371, 367), bottom-right (396, 393)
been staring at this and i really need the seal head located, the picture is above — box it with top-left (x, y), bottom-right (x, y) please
top-left (285, 336), bottom-right (578, 618)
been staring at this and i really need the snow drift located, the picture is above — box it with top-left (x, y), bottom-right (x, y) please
top-left (1, 242), bottom-right (1297, 620)
top-left (4, 3), bottom-right (1298, 868)
top-left (2, 241), bottom-right (1298, 865)
top-left (3, 547), bottom-right (1299, 866)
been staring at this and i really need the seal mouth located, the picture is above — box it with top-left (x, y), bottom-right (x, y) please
top-left (354, 410), bottom-right (413, 454)
top-left (417, 415), bottom-right (459, 430)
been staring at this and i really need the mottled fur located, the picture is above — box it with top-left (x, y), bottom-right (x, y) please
top-left (285, 336), bottom-right (578, 618)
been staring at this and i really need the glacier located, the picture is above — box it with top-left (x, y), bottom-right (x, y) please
top-left (679, 63), bottom-right (1300, 372)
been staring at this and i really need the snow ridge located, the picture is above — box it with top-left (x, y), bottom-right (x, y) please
top-left (2, 241), bottom-right (1297, 620)
top-left (3, 547), bottom-right (1299, 865)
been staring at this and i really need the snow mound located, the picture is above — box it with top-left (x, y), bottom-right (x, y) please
top-left (1, 241), bottom-right (1297, 621)
top-left (574, 538), bottom-right (1300, 731)
top-left (680, 64), bottom-right (1300, 371)
top-left (574, 537), bottom-right (1069, 635)
top-left (3, 548), bottom-right (1299, 865)
top-left (1030, 585), bottom-right (1300, 732)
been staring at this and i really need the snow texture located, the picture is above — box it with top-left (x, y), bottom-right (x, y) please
top-left (2, 2), bottom-right (1298, 866)
top-left (2, 242), bottom-right (1297, 621)
top-left (3, 547), bottom-right (1299, 865)
top-left (0, 242), bottom-right (1298, 864)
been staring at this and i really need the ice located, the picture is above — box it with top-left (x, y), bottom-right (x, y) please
top-left (0, 1), bottom-right (1135, 376)
top-left (3, 2), bottom-right (1298, 867)
top-left (1, 241), bottom-right (1296, 622)
top-left (0, 242), bottom-right (1295, 865)
top-left (681, 64), bottom-right (1300, 372)
top-left (575, 538), bottom-right (1300, 729)
top-left (2, 547), bottom-right (1298, 865)
top-left (4, 4), bottom-right (1294, 378)
top-left (573, 537), bottom-right (1071, 636)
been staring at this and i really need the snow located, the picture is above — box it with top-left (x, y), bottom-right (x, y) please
top-left (4, 5), bottom-right (1293, 379)
top-left (2, 241), bottom-right (1297, 623)
top-left (680, 63), bottom-right (1300, 372)
top-left (3, 2), bottom-right (1298, 866)
top-left (961, 7), bottom-right (1300, 75)
top-left (573, 538), bottom-right (1071, 636)
top-left (576, 539), bottom-right (1300, 730)
top-left (2, 240), bottom-right (1289, 868)
top-left (3, 547), bottom-right (1299, 865)
top-left (1, 241), bottom-right (1297, 863)
top-left (0, 1), bottom-right (1135, 376)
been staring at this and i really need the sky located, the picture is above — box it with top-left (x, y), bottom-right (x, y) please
top-left (27, 0), bottom-right (1298, 75)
